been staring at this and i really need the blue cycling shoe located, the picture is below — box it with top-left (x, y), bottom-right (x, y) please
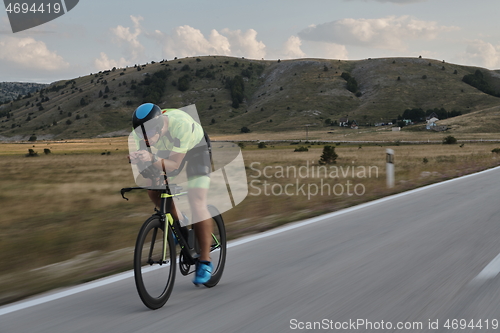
top-left (193, 260), bottom-right (213, 285)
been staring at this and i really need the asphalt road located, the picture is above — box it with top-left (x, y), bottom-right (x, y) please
top-left (2, 166), bottom-right (500, 333)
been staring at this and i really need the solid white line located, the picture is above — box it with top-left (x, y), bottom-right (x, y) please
top-left (1, 165), bottom-right (499, 316)
top-left (472, 252), bottom-right (500, 283)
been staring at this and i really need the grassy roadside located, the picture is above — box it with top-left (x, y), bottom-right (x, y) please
top-left (1, 137), bottom-right (500, 305)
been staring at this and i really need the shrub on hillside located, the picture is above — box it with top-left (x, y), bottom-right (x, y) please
top-left (25, 149), bottom-right (38, 157)
top-left (443, 136), bottom-right (457, 144)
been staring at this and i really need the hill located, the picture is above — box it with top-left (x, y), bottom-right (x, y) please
top-left (1, 56), bottom-right (500, 140)
top-left (0, 82), bottom-right (47, 104)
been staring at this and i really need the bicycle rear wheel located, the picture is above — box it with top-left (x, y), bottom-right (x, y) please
top-left (203, 205), bottom-right (227, 287)
top-left (134, 215), bottom-right (176, 309)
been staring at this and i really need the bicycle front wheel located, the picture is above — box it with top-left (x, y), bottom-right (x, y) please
top-left (134, 216), bottom-right (176, 309)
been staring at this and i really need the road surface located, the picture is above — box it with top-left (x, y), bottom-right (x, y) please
top-left (2, 166), bottom-right (500, 332)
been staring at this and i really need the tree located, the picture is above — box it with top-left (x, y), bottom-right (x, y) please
top-left (226, 75), bottom-right (245, 108)
top-left (104, 85), bottom-right (110, 93)
top-left (318, 146), bottom-right (338, 165)
top-left (462, 70), bottom-right (499, 97)
top-left (258, 142), bottom-right (267, 149)
top-left (28, 134), bottom-right (37, 142)
top-left (177, 75), bottom-right (190, 92)
top-left (241, 126), bottom-right (250, 133)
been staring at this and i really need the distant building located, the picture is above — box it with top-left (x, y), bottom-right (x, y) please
top-left (426, 117), bottom-right (439, 130)
top-left (350, 120), bottom-right (359, 129)
top-left (339, 117), bottom-right (348, 127)
top-left (426, 112), bottom-right (439, 121)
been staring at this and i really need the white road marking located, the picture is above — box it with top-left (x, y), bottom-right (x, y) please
top-left (471, 252), bottom-right (500, 283)
top-left (1, 165), bottom-right (499, 316)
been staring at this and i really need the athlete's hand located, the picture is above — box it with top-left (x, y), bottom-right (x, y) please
top-left (129, 150), bottom-right (153, 164)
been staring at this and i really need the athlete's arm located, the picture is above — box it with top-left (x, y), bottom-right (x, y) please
top-left (133, 150), bottom-right (185, 173)
top-left (156, 151), bottom-right (185, 173)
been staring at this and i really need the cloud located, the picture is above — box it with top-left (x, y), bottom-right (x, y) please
top-left (155, 25), bottom-right (266, 60)
top-left (0, 36), bottom-right (69, 70)
top-left (299, 16), bottom-right (458, 51)
top-left (160, 25), bottom-right (232, 58)
top-left (306, 41), bottom-right (349, 60)
top-left (282, 36), bottom-right (306, 59)
top-left (94, 52), bottom-right (128, 71)
top-left (111, 15), bottom-right (144, 61)
top-left (460, 40), bottom-right (500, 69)
top-left (220, 28), bottom-right (266, 59)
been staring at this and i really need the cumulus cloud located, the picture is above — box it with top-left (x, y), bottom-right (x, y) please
top-left (0, 36), bottom-right (69, 70)
top-left (94, 52), bottom-right (128, 71)
top-left (282, 36), bottom-right (306, 59)
top-left (160, 26), bottom-right (266, 59)
top-left (307, 41), bottom-right (349, 60)
top-left (161, 25), bottom-right (232, 58)
top-left (220, 28), bottom-right (266, 59)
top-left (299, 16), bottom-right (458, 51)
top-left (460, 40), bottom-right (500, 69)
top-left (107, 15), bottom-right (267, 61)
top-left (111, 15), bottom-right (144, 61)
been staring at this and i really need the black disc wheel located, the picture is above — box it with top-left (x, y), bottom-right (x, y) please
top-left (134, 216), bottom-right (176, 309)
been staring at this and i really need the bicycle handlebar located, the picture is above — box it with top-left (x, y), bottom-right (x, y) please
top-left (120, 184), bottom-right (184, 200)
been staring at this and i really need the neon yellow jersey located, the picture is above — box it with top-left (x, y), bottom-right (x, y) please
top-left (160, 109), bottom-right (204, 153)
top-left (134, 108), bottom-right (204, 154)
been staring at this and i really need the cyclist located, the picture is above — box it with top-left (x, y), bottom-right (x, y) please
top-left (128, 103), bottom-right (213, 285)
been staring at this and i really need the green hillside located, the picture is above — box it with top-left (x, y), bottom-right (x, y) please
top-left (1, 56), bottom-right (499, 140)
top-left (0, 82), bottom-right (47, 104)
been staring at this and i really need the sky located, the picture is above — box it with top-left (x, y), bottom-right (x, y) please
top-left (0, 0), bottom-right (499, 83)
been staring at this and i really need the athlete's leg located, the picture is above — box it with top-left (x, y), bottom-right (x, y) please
top-left (188, 187), bottom-right (212, 262)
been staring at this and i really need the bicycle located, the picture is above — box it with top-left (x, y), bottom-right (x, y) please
top-left (120, 182), bottom-right (227, 310)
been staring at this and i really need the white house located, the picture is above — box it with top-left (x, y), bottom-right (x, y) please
top-left (426, 117), bottom-right (439, 130)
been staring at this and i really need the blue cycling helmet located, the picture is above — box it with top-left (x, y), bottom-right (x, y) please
top-left (132, 103), bottom-right (162, 130)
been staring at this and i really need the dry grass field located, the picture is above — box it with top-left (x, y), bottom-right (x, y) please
top-left (1, 137), bottom-right (500, 304)
top-left (212, 126), bottom-right (500, 143)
